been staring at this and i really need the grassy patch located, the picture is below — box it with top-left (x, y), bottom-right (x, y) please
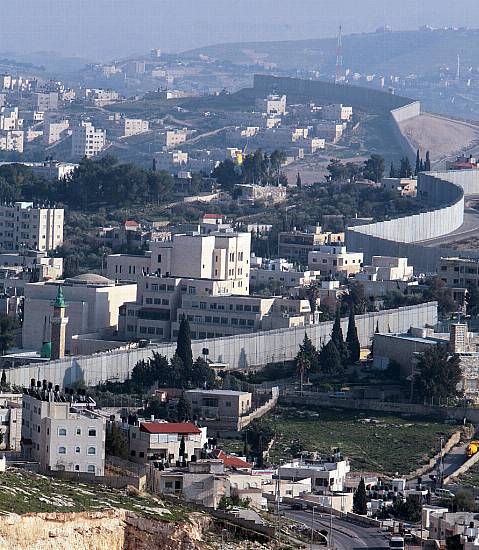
top-left (0, 469), bottom-right (186, 520)
top-left (263, 406), bottom-right (456, 476)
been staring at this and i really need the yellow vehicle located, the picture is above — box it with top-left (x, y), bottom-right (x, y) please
top-left (466, 441), bottom-right (479, 457)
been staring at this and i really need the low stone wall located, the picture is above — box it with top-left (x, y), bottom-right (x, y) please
top-left (50, 470), bottom-right (146, 491)
top-left (407, 430), bottom-right (462, 481)
top-left (444, 449), bottom-right (479, 484)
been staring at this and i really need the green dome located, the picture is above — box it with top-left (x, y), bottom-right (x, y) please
top-left (40, 341), bottom-right (52, 359)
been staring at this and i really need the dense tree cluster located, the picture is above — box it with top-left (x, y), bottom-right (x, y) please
top-left (0, 156), bottom-right (175, 210)
top-left (212, 149), bottom-right (287, 190)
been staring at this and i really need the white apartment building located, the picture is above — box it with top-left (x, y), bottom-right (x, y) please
top-left (43, 119), bottom-right (69, 145)
top-left (22, 274), bottom-right (137, 353)
top-left (21, 386), bottom-right (105, 476)
top-left (35, 92), bottom-right (58, 111)
top-left (0, 201), bottom-right (63, 252)
top-left (0, 107), bottom-right (22, 131)
top-left (71, 121), bottom-right (106, 159)
top-left (257, 94), bottom-right (287, 116)
top-left (279, 455), bottom-right (350, 494)
top-left (0, 130), bottom-right (24, 153)
top-left (119, 274), bottom-right (313, 342)
top-left (165, 129), bottom-right (188, 149)
top-left (123, 118), bottom-right (149, 137)
top-left (356, 256), bottom-right (413, 282)
top-left (308, 245), bottom-right (363, 279)
top-left (250, 256), bottom-right (321, 290)
top-left (0, 393), bottom-right (22, 451)
top-left (321, 104), bottom-right (353, 122)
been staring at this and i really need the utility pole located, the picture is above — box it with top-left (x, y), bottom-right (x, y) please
top-left (329, 504), bottom-right (334, 549)
top-left (310, 506), bottom-right (316, 550)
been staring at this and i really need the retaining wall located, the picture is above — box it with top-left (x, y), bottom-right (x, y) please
top-left (4, 302), bottom-right (437, 389)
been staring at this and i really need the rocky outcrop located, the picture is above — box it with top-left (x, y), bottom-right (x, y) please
top-left (0, 509), bottom-right (211, 550)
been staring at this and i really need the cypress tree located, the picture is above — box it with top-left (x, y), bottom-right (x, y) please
top-left (176, 316), bottom-right (193, 385)
top-left (415, 149), bottom-right (420, 176)
top-left (319, 339), bottom-right (342, 376)
top-left (0, 369), bottom-right (6, 388)
top-left (425, 150), bottom-right (431, 171)
top-left (296, 172), bottom-right (302, 188)
top-left (389, 162), bottom-right (396, 178)
top-left (353, 478), bottom-right (368, 515)
top-left (332, 309), bottom-right (348, 363)
top-left (346, 308), bottom-right (361, 363)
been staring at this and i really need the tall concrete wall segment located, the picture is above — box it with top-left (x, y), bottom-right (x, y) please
top-left (389, 102), bottom-right (421, 163)
top-left (5, 302), bottom-right (437, 389)
top-left (253, 74), bottom-right (416, 113)
top-left (346, 170), bottom-right (479, 272)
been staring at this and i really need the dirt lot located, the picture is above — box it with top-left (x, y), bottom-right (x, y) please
top-left (399, 113), bottom-right (479, 163)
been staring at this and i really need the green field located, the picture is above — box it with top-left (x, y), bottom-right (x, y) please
top-left (0, 469), bottom-right (185, 519)
top-left (263, 406), bottom-right (457, 476)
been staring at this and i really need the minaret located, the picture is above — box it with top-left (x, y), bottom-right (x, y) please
top-left (51, 286), bottom-right (68, 360)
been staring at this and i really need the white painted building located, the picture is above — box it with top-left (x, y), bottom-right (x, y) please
top-left (43, 119), bottom-right (69, 145)
top-left (123, 118), bottom-right (149, 137)
top-left (0, 201), bottom-right (63, 253)
top-left (308, 245), bottom-right (363, 279)
top-left (0, 130), bottom-right (24, 153)
top-left (71, 121), bottom-right (106, 159)
top-left (21, 387), bottom-right (105, 475)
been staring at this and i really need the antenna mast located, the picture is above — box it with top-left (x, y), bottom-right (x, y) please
top-left (335, 25), bottom-right (343, 83)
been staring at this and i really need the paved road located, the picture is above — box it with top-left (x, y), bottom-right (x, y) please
top-left (283, 507), bottom-right (390, 550)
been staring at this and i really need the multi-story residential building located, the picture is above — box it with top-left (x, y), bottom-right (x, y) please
top-left (123, 118), bottom-right (149, 137)
top-left (308, 245), bottom-right (363, 279)
top-left (0, 130), bottom-right (24, 153)
top-left (278, 453), bottom-right (350, 494)
top-left (122, 421), bottom-right (208, 464)
top-left (119, 274), bottom-right (314, 342)
top-left (84, 89), bottom-right (119, 106)
top-left (0, 392), bottom-right (22, 451)
top-left (0, 201), bottom-right (63, 252)
top-left (164, 129), bottom-right (188, 149)
top-left (0, 106), bottom-right (22, 131)
top-left (250, 256), bottom-right (321, 290)
top-left (110, 232), bottom-right (251, 291)
top-left (43, 119), bottom-right (70, 145)
top-left (21, 384), bottom-right (105, 475)
top-left (356, 256), bottom-right (413, 283)
top-left (439, 257), bottom-right (479, 288)
top-left (34, 92), bottom-right (58, 111)
top-left (256, 94), bottom-right (287, 116)
top-left (278, 226), bottom-right (344, 264)
top-left (321, 104), bottom-right (353, 122)
top-left (71, 121), bottom-right (106, 159)
top-left (22, 274), bottom-right (137, 353)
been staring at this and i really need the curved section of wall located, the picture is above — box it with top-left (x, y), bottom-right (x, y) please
top-left (389, 102), bottom-right (421, 163)
top-left (346, 170), bottom-right (479, 272)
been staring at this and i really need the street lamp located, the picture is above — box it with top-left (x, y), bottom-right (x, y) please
top-left (310, 505), bottom-right (317, 550)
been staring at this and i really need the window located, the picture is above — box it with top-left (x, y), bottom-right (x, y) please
top-left (87, 465), bottom-right (95, 474)
top-left (76, 428), bottom-right (81, 436)
top-left (87, 446), bottom-right (96, 455)
top-left (58, 446), bottom-right (66, 454)
top-left (58, 427), bottom-right (67, 436)
top-left (75, 465), bottom-right (80, 471)
top-left (75, 446), bottom-right (81, 453)
top-left (88, 428), bottom-right (97, 437)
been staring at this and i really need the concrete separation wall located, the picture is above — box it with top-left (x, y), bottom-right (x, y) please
top-left (4, 302), bottom-right (437, 389)
top-left (346, 170), bottom-right (479, 272)
top-left (407, 431), bottom-right (462, 481)
top-left (390, 102), bottom-right (421, 163)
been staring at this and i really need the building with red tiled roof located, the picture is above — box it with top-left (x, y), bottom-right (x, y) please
top-left (213, 449), bottom-right (253, 471)
top-left (121, 421), bottom-right (207, 464)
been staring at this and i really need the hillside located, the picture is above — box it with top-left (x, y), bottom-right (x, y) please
top-left (181, 28), bottom-right (479, 76)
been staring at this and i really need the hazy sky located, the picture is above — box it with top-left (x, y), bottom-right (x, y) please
top-left (2, 0), bottom-right (478, 61)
